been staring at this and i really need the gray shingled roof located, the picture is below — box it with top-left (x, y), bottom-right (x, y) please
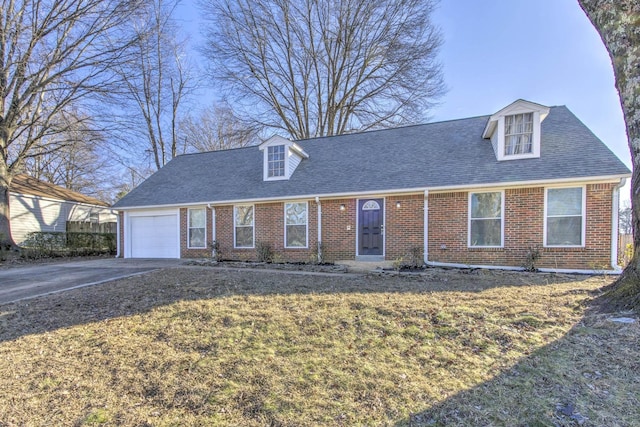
top-left (114, 106), bottom-right (630, 209)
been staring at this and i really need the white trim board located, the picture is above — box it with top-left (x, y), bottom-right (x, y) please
top-left (114, 174), bottom-right (629, 211)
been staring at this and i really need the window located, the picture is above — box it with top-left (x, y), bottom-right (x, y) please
top-left (188, 208), bottom-right (206, 248)
top-left (234, 205), bottom-right (254, 248)
top-left (504, 113), bottom-right (533, 155)
top-left (469, 192), bottom-right (503, 247)
top-left (267, 145), bottom-right (285, 177)
top-left (545, 187), bottom-right (584, 246)
top-left (285, 202), bottom-right (308, 248)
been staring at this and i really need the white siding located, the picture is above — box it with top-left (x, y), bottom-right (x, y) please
top-left (288, 151), bottom-right (302, 178)
top-left (68, 205), bottom-right (116, 223)
top-left (9, 194), bottom-right (68, 244)
top-left (9, 193), bottom-right (116, 244)
top-left (490, 132), bottom-right (499, 158)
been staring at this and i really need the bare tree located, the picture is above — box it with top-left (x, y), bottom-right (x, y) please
top-left (113, 165), bottom-right (154, 202)
top-left (619, 200), bottom-right (632, 236)
top-left (579, 0), bottom-right (640, 311)
top-left (115, 0), bottom-right (194, 170)
top-left (180, 103), bottom-right (261, 152)
top-left (200, 0), bottom-right (445, 140)
top-left (22, 109), bottom-right (110, 198)
top-left (0, 0), bottom-right (146, 247)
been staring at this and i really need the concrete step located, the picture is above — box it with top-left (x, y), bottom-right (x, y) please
top-left (335, 259), bottom-right (394, 273)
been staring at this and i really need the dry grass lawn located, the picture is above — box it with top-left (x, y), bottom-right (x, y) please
top-left (0, 267), bottom-right (638, 426)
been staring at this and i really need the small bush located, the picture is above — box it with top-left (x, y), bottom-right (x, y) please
top-left (210, 240), bottom-right (222, 262)
top-left (311, 242), bottom-right (326, 264)
top-left (393, 246), bottom-right (424, 271)
top-left (406, 246), bottom-right (424, 268)
top-left (255, 241), bottom-right (274, 262)
top-left (523, 246), bottom-right (542, 272)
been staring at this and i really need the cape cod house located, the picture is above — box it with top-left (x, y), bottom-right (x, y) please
top-left (113, 100), bottom-right (631, 273)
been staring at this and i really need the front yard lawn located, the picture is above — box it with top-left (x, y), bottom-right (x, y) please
top-left (0, 267), bottom-right (638, 426)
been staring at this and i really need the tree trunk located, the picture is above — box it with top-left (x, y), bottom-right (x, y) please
top-left (0, 172), bottom-right (16, 249)
top-left (579, 0), bottom-right (640, 311)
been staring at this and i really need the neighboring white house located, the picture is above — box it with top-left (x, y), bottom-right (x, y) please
top-left (9, 174), bottom-right (117, 244)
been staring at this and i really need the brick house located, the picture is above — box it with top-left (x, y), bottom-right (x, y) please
top-left (113, 100), bottom-right (630, 272)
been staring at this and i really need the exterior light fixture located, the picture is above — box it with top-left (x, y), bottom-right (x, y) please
top-left (396, 201), bottom-right (401, 208)
top-left (340, 204), bottom-right (346, 211)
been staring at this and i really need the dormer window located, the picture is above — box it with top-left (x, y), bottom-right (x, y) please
top-left (259, 135), bottom-right (309, 181)
top-left (504, 113), bottom-right (533, 156)
top-left (483, 100), bottom-right (549, 162)
top-left (268, 145), bottom-right (286, 177)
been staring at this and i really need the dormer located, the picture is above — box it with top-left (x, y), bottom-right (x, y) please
top-left (259, 135), bottom-right (309, 181)
top-left (482, 99), bottom-right (550, 161)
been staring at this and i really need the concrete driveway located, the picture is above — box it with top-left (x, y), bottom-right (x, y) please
top-left (0, 258), bottom-right (184, 304)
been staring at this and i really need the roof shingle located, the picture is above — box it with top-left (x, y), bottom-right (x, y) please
top-left (11, 175), bottom-right (110, 207)
top-left (114, 106), bottom-right (630, 209)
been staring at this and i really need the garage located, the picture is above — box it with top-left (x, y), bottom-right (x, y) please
top-left (129, 213), bottom-right (179, 258)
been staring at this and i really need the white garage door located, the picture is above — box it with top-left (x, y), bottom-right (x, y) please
top-left (130, 214), bottom-right (179, 258)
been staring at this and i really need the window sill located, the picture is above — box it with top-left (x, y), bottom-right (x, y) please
top-left (467, 247), bottom-right (504, 251)
top-left (543, 246), bottom-right (586, 251)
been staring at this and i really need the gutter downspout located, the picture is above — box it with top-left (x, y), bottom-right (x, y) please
top-left (611, 178), bottom-right (627, 270)
top-left (208, 204), bottom-right (216, 258)
top-left (316, 197), bottom-right (322, 263)
top-left (423, 189), bottom-right (429, 265)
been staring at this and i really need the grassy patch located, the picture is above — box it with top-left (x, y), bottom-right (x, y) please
top-left (0, 268), bottom-right (637, 425)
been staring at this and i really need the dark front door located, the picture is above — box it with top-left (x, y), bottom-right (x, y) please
top-left (358, 199), bottom-right (384, 255)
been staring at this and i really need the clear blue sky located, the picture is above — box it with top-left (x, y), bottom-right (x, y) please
top-left (431, 1), bottom-right (628, 165)
top-left (177, 0), bottom-right (630, 182)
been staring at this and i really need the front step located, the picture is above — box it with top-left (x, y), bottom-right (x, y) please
top-left (355, 255), bottom-right (385, 262)
top-left (336, 259), bottom-right (394, 273)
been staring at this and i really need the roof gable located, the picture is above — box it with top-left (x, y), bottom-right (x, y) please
top-left (482, 99), bottom-right (550, 139)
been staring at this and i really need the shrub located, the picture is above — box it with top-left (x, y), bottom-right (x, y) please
top-left (21, 231), bottom-right (116, 258)
top-left (256, 241), bottom-right (274, 262)
top-left (406, 246), bottom-right (424, 268)
top-left (210, 240), bottom-right (222, 262)
top-left (311, 242), bottom-right (326, 264)
top-left (523, 246), bottom-right (542, 272)
top-left (393, 246), bottom-right (424, 271)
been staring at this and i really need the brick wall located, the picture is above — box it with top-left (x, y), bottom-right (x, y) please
top-left (207, 201), bottom-right (318, 262)
top-left (157, 182), bottom-right (616, 270)
top-left (320, 198), bottom-right (357, 262)
top-left (386, 194), bottom-right (424, 260)
top-left (428, 184), bottom-right (616, 270)
top-left (180, 207), bottom-right (214, 258)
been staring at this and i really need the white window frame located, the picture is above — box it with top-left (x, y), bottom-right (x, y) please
top-left (263, 145), bottom-right (289, 181)
top-left (544, 186), bottom-right (586, 248)
top-left (495, 111), bottom-right (543, 161)
top-left (504, 113), bottom-right (534, 156)
top-left (468, 190), bottom-right (505, 248)
top-left (284, 201), bottom-right (309, 249)
top-left (234, 204), bottom-right (255, 248)
top-left (187, 207), bottom-right (207, 249)
top-left (267, 145), bottom-right (286, 178)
